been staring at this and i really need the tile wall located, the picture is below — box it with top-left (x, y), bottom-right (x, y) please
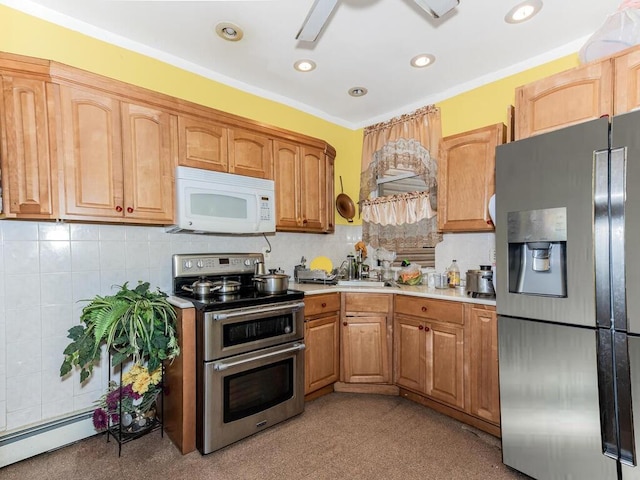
top-left (0, 220), bottom-right (492, 436)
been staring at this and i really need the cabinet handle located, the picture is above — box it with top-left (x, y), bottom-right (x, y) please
top-left (127, 207), bottom-right (134, 213)
top-left (421, 306), bottom-right (428, 312)
top-left (302, 218), bottom-right (308, 224)
top-left (343, 322), bottom-right (348, 326)
top-left (321, 303), bottom-right (327, 308)
top-left (418, 325), bottom-right (424, 330)
top-left (425, 326), bottom-right (430, 332)
top-left (115, 206), bottom-right (123, 212)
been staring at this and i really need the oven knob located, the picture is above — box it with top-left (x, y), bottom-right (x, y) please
top-left (196, 260), bottom-right (205, 269)
top-left (184, 260), bottom-right (193, 269)
top-left (244, 259), bottom-right (251, 266)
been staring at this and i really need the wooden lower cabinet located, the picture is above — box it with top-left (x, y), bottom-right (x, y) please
top-left (340, 293), bottom-right (393, 385)
top-left (394, 314), bottom-right (464, 409)
top-left (468, 305), bottom-right (500, 425)
top-left (304, 293), bottom-right (340, 396)
top-left (394, 295), bottom-right (499, 436)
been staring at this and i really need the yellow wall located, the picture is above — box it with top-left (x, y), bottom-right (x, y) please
top-left (0, 5), bottom-right (581, 226)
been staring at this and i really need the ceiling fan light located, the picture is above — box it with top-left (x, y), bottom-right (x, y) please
top-left (505, 0), bottom-right (543, 24)
top-left (294, 59), bottom-right (317, 72)
top-left (215, 22), bottom-right (244, 41)
top-left (411, 54), bottom-right (435, 68)
top-left (348, 87), bottom-right (368, 97)
top-left (413, 0), bottom-right (459, 18)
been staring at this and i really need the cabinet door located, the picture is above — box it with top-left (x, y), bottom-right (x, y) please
top-left (273, 139), bottom-right (301, 229)
top-left (59, 85), bottom-right (124, 219)
top-left (394, 315), bottom-right (426, 393)
top-left (305, 313), bottom-right (340, 395)
top-left (228, 128), bottom-right (272, 179)
top-left (177, 115), bottom-right (228, 172)
top-left (299, 146), bottom-right (326, 232)
top-left (468, 306), bottom-right (500, 424)
top-left (437, 123), bottom-right (505, 232)
top-left (1, 75), bottom-right (55, 218)
top-left (341, 314), bottom-right (390, 384)
top-left (426, 321), bottom-right (465, 409)
top-left (614, 46), bottom-right (640, 115)
top-left (515, 59), bottom-right (613, 140)
top-left (120, 102), bottom-right (174, 222)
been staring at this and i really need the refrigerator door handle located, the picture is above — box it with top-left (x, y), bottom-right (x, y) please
top-left (594, 149), bottom-right (612, 329)
top-left (610, 147), bottom-right (627, 332)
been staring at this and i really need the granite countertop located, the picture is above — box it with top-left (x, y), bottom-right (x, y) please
top-left (290, 282), bottom-right (496, 306)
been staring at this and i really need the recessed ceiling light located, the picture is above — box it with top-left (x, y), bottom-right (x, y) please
top-left (410, 54), bottom-right (436, 68)
top-left (294, 60), bottom-right (317, 72)
top-left (215, 22), bottom-right (244, 41)
top-left (348, 87), bottom-right (368, 97)
top-left (505, 0), bottom-right (542, 24)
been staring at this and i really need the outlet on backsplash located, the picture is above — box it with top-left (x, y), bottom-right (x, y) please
top-left (490, 247), bottom-right (496, 264)
top-left (262, 246), bottom-right (271, 261)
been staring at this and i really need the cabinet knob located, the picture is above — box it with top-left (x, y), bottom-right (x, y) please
top-left (321, 303), bottom-right (327, 308)
top-left (421, 306), bottom-right (428, 312)
top-left (418, 325), bottom-right (424, 330)
top-left (343, 322), bottom-right (348, 326)
top-left (425, 326), bottom-right (430, 332)
top-left (302, 218), bottom-right (308, 224)
top-left (115, 206), bottom-right (123, 212)
top-left (127, 207), bottom-right (134, 213)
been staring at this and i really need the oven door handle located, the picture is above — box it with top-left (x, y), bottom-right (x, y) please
top-left (212, 342), bottom-right (306, 371)
top-left (212, 301), bottom-right (305, 321)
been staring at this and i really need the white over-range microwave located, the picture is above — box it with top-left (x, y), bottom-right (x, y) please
top-left (167, 166), bottom-right (276, 235)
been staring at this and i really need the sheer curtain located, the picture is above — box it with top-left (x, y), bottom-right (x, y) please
top-left (359, 105), bottom-right (442, 251)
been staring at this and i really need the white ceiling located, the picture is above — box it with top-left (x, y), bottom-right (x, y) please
top-left (3, 0), bottom-right (623, 129)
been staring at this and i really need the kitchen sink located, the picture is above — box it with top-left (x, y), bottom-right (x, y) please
top-left (337, 280), bottom-right (388, 288)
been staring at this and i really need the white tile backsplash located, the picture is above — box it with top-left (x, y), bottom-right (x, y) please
top-left (0, 219), bottom-right (493, 437)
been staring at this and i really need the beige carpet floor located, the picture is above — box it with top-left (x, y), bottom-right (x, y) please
top-left (1, 393), bottom-right (530, 480)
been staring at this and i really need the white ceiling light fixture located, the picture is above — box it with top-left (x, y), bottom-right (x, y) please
top-left (505, 0), bottom-right (543, 24)
top-left (215, 22), bottom-right (244, 42)
top-left (348, 87), bottom-right (368, 97)
top-left (294, 60), bottom-right (317, 72)
top-left (411, 54), bottom-right (436, 68)
top-left (413, 0), bottom-right (459, 18)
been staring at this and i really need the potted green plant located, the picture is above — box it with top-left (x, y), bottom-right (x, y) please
top-left (60, 281), bottom-right (180, 431)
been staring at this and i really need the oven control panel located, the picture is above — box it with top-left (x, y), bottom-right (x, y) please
top-left (173, 253), bottom-right (264, 277)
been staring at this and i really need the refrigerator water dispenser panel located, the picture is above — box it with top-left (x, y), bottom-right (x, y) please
top-left (507, 207), bottom-right (567, 297)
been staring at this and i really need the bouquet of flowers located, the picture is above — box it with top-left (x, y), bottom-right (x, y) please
top-left (93, 363), bottom-right (162, 431)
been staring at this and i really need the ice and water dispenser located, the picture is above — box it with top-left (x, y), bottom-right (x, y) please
top-left (507, 207), bottom-right (567, 297)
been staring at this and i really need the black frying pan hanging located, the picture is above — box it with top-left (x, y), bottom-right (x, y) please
top-left (336, 176), bottom-right (355, 223)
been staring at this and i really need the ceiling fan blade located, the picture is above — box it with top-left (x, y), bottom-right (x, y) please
top-left (295, 0), bottom-right (340, 42)
top-left (413, 0), bottom-right (459, 18)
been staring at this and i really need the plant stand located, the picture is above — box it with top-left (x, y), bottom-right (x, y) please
top-left (105, 355), bottom-right (164, 457)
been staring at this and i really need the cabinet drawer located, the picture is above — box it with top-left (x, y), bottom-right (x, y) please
top-left (344, 293), bottom-right (391, 314)
top-left (305, 293), bottom-right (340, 317)
top-left (394, 296), bottom-right (464, 325)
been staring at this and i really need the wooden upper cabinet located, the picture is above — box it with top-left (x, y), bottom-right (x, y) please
top-left (177, 115), bottom-right (228, 172)
top-left (614, 47), bottom-right (640, 114)
top-left (273, 140), bottom-right (334, 233)
top-left (0, 74), bottom-right (56, 218)
top-left (515, 58), bottom-right (613, 140)
top-left (58, 84), bottom-right (174, 223)
top-left (120, 102), bottom-right (174, 223)
top-left (438, 123), bottom-right (505, 232)
top-left (229, 128), bottom-right (273, 179)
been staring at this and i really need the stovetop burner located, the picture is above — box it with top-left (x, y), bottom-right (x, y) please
top-left (172, 252), bottom-right (304, 311)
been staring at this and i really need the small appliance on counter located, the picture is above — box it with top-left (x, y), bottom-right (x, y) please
top-left (465, 265), bottom-right (495, 298)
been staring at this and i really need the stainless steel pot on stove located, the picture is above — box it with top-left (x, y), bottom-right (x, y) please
top-left (253, 270), bottom-right (289, 294)
top-left (182, 276), bottom-right (242, 297)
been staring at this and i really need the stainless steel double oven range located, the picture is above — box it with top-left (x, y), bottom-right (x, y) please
top-left (172, 253), bottom-right (305, 454)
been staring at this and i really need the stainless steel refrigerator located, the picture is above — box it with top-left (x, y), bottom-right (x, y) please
top-left (495, 110), bottom-right (640, 480)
